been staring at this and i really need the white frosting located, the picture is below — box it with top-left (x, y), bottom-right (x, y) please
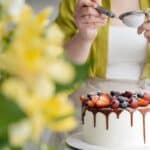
top-left (83, 110), bottom-right (150, 149)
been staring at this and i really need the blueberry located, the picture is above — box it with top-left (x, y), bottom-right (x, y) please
top-left (118, 96), bottom-right (126, 103)
top-left (111, 91), bottom-right (120, 97)
top-left (137, 93), bottom-right (144, 98)
top-left (132, 94), bottom-right (138, 99)
top-left (96, 91), bottom-right (102, 96)
top-left (120, 101), bottom-right (128, 109)
top-left (87, 92), bottom-right (96, 100)
top-left (87, 94), bottom-right (93, 100)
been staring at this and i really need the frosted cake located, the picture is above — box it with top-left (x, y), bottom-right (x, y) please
top-left (80, 91), bottom-right (150, 149)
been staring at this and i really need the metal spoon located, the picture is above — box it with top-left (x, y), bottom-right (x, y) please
top-left (95, 5), bottom-right (116, 18)
top-left (119, 10), bottom-right (148, 27)
top-left (95, 6), bottom-right (150, 27)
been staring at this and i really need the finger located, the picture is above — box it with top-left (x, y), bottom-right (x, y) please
top-left (81, 21), bottom-right (107, 29)
top-left (91, 0), bottom-right (102, 5)
top-left (80, 6), bottom-right (100, 17)
top-left (144, 30), bottom-right (150, 39)
top-left (146, 13), bottom-right (150, 21)
top-left (83, 22), bottom-right (106, 29)
top-left (78, 0), bottom-right (97, 8)
top-left (141, 22), bottom-right (150, 31)
top-left (82, 20), bottom-right (107, 25)
top-left (138, 22), bottom-right (150, 34)
top-left (80, 15), bottom-right (107, 24)
top-left (138, 25), bottom-right (145, 34)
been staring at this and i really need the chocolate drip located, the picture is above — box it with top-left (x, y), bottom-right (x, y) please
top-left (127, 108), bottom-right (135, 127)
top-left (82, 104), bottom-right (87, 124)
top-left (139, 109), bottom-right (149, 144)
top-left (93, 112), bottom-right (97, 128)
top-left (82, 105), bottom-right (150, 144)
top-left (130, 112), bottom-right (134, 127)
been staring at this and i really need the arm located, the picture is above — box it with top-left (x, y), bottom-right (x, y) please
top-left (65, 0), bottom-right (107, 64)
top-left (65, 32), bottom-right (94, 64)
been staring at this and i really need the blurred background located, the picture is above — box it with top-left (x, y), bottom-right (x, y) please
top-left (27, 0), bottom-right (61, 20)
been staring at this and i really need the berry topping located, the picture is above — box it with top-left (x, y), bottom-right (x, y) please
top-left (87, 94), bottom-right (94, 100)
top-left (118, 96), bottom-right (127, 103)
top-left (144, 93), bottom-right (150, 102)
top-left (120, 101), bottom-right (129, 109)
top-left (81, 91), bottom-right (150, 109)
top-left (129, 98), bottom-right (139, 108)
top-left (96, 94), bottom-right (111, 108)
top-left (137, 92), bottom-right (144, 98)
top-left (80, 96), bottom-right (87, 103)
top-left (96, 91), bottom-right (102, 96)
top-left (110, 91), bottom-right (120, 97)
top-left (122, 91), bottom-right (133, 98)
top-left (138, 98), bottom-right (149, 107)
top-left (111, 98), bottom-right (120, 109)
top-left (87, 101), bottom-right (95, 108)
top-left (92, 95), bottom-right (100, 104)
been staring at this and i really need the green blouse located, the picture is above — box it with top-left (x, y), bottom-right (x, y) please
top-left (55, 0), bottom-right (150, 79)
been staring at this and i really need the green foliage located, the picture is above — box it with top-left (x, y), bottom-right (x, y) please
top-left (0, 93), bottom-right (26, 147)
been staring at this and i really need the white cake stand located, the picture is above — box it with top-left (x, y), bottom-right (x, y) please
top-left (66, 132), bottom-right (150, 150)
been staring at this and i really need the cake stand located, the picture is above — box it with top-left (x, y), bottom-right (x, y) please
top-left (66, 132), bottom-right (150, 150)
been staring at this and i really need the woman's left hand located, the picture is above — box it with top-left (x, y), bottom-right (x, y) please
top-left (138, 14), bottom-right (150, 43)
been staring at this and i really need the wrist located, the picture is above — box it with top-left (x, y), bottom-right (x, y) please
top-left (77, 30), bottom-right (97, 43)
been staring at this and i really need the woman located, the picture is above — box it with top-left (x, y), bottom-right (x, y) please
top-left (55, 0), bottom-right (150, 100)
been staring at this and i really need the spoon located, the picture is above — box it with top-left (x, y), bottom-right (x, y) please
top-left (95, 5), bottom-right (116, 18)
top-left (95, 6), bottom-right (150, 27)
top-left (119, 10), bottom-right (147, 27)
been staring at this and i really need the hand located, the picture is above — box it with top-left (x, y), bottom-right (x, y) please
top-left (74, 0), bottom-right (108, 41)
top-left (138, 14), bottom-right (150, 43)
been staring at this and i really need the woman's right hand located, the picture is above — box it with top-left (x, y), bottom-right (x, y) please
top-left (74, 0), bottom-right (108, 41)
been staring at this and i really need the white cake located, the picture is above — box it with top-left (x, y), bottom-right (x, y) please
top-left (80, 91), bottom-right (150, 149)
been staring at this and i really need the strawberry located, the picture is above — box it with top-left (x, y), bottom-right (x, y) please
top-left (144, 93), bottom-right (150, 102)
top-left (92, 95), bottom-right (100, 104)
top-left (87, 101), bottom-right (95, 108)
top-left (80, 96), bottom-right (87, 103)
top-left (138, 98), bottom-right (149, 107)
top-left (96, 94), bottom-right (111, 108)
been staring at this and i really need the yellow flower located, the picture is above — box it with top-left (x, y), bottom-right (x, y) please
top-left (9, 116), bottom-right (45, 145)
top-left (43, 93), bottom-right (77, 132)
top-left (9, 119), bottom-right (32, 146)
top-left (48, 117), bottom-right (77, 132)
top-left (0, 7), bottom-right (53, 79)
top-left (48, 60), bottom-right (75, 84)
top-left (0, 3), bottom-right (77, 143)
top-left (46, 45), bottom-right (63, 58)
top-left (30, 114), bottom-right (46, 141)
top-left (2, 78), bottom-right (28, 101)
top-left (47, 23), bottom-right (65, 46)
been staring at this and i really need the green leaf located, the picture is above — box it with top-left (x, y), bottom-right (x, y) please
top-left (0, 92), bottom-right (26, 144)
top-left (0, 93), bottom-right (26, 128)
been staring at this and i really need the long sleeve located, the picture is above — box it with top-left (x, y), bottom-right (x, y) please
top-left (54, 0), bottom-right (77, 44)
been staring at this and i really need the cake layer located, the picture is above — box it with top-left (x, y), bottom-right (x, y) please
top-left (82, 107), bottom-right (150, 149)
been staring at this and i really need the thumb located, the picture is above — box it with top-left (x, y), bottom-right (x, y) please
top-left (78, 0), bottom-right (97, 8)
top-left (92, 0), bottom-right (102, 5)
